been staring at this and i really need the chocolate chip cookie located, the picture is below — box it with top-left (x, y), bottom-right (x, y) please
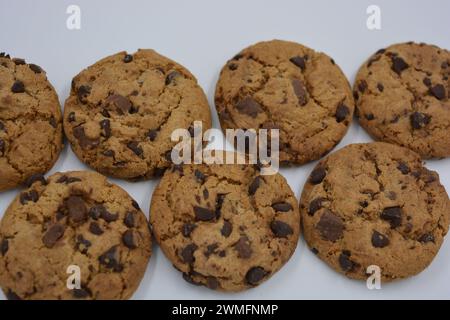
top-left (215, 40), bottom-right (355, 164)
top-left (150, 158), bottom-right (300, 291)
top-left (300, 142), bottom-right (450, 281)
top-left (354, 42), bottom-right (450, 158)
top-left (64, 49), bottom-right (212, 179)
top-left (0, 171), bottom-right (152, 299)
top-left (0, 53), bottom-right (63, 192)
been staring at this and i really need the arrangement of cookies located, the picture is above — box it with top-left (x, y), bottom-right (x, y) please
top-left (0, 39), bottom-right (449, 299)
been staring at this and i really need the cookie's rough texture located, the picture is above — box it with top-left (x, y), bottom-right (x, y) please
top-left (0, 53), bottom-right (63, 191)
top-left (215, 40), bottom-right (354, 164)
top-left (64, 49), bottom-right (211, 179)
top-left (300, 142), bottom-right (450, 281)
top-left (0, 171), bottom-right (152, 300)
top-left (354, 42), bottom-right (450, 158)
top-left (150, 160), bottom-right (300, 291)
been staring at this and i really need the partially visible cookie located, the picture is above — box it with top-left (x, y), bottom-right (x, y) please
top-left (64, 49), bottom-right (212, 180)
top-left (354, 42), bottom-right (450, 158)
top-left (215, 40), bottom-right (354, 164)
top-left (0, 171), bottom-right (152, 300)
top-left (0, 53), bottom-right (63, 191)
top-left (300, 142), bottom-right (450, 281)
top-left (150, 159), bottom-right (300, 291)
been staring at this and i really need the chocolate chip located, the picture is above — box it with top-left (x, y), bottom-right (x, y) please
top-left (25, 173), bottom-right (47, 187)
top-left (423, 77), bottom-right (432, 87)
top-left (381, 206), bottom-right (402, 228)
top-left (309, 167), bottom-right (326, 184)
top-left (205, 243), bottom-right (218, 257)
top-left (371, 231), bottom-right (390, 248)
top-left (418, 233), bottom-right (435, 243)
top-left (410, 112), bottom-right (431, 130)
top-left (365, 113), bottom-right (375, 120)
top-left (311, 247), bottom-right (319, 255)
top-left (270, 220), bottom-right (293, 238)
top-left (358, 80), bottom-right (367, 93)
top-left (316, 211), bottom-right (344, 241)
top-left (42, 223), bottom-right (65, 248)
top-left (181, 243), bottom-right (198, 264)
top-left (77, 85), bottom-right (91, 104)
top-left (165, 71), bottom-right (181, 85)
top-left (123, 54), bottom-right (133, 63)
top-left (11, 80), bottom-right (25, 93)
top-left (308, 197), bottom-right (323, 216)
top-left (73, 126), bottom-right (99, 149)
top-left (234, 236), bottom-right (252, 259)
top-left (206, 276), bottom-right (219, 290)
top-left (248, 176), bottom-right (261, 195)
top-left (377, 83), bottom-right (384, 92)
top-left (49, 116), bottom-right (57, 128)
top-left (67, 112), bottom-right (76, 123)
top-left (1, 238), bottom-right (8, 256)
top-left (246, 267), bottom-right (268, 285)
top-left (221, 220), bottom-right (232, 237)
top-left (12, 58), bottom-right (25, 65)
top-left (88, 204), bottom-right (105, 220)
top-left (73, 287), bottom-right (91, 299)
top-left (76, 235), bottom-right (91, 254)
top-left (182, 273), bottom-right (202, 286)
top-left (29, 64), bottom-right (42, 74)
top-left (0, 121), bottom-right (4, 131)
top-left (131, 200), bottom-right (140, 210)
top-left (122, 230), bottom-right (137, 249)
top-left (397, 162), bottom-right (410, 174)
top-left (338, 251), bottom-right (355, 272)
top-left (101, 108), bottom-right (110, 118)
top-left (289, 56), bottom-right (306, 70)
top-left (228, 62), bottom-right (238, 71)
top-left (127, 141), bottom-right (143, 157)
top-left (182, 223), bottom-right (197, 237)
top-left (194, 169), bottom-right (206, 183)
top-left (124, 212), bottom-right (135, 228)
top-left (101, 209), bottom-right (118, 223)
top-left (291, 79), bottom-right (308, 106)
top-left (65, 196), bottom-right (87, 223)
top-left (5, 289), bottom-right (21, 300)
top-left (335, 103), bottom-right (350, 123)
top-left (272, 202), bottom-right (293, 212)
top-left (429, 84), bottom-right (446, 100)
top-left (203, 188), bottom-right (209, 200)
top-left (100, 119), bottom-right (111, 138)
top-left (89, 222), bottom-right (103, 235)
top-left (103, 149), bottom-right (115, 157)
top-left (391, 56), bottom-right (409, 75)
top-left (236, 97), bottom-right (263, 118)
top-left (105, 94), bottom-right (132, 114)
top-left (19, 190), bottom-right (39, 205)
top-left (67, 177), bottom-right (82, 184)
top-left (0, 139), bottom-right (4, 156)
top-left (99, 246), bottom-right (123, 272)
top-left (147, 129), bottom-right (158, 141)
top-left (193, 206), bottom-right (215, 221)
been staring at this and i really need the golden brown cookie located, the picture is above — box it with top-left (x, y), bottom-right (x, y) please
top-left (150, 159), bottom-right (300, 291)
top-left (354, 42), bottom-right (450, 158)
top-left (0, 171), bottom-right (152, 300)
top-left (215, 40), bottom-right (354, 164)
top-left (0, 53), bottom-right (63, 192)
top-left (64, 49), bottom-right (212, 179)
top-left (300, 142), bottom-right (450, 282)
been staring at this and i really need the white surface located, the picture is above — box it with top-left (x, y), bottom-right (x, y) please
top-left (1, 0), bottom-right (449, 300)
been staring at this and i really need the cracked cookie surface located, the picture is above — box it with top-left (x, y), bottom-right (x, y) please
top-left (150, 159), bottom-right (300, 291)
top-left (64, 49), bottom-right (212, 179)
top-left (0, 171), bottom-right (152, 299)
top-left (300, 142), bottom-right (450, 281)
top-left (0, 53), bottom-right (63, 191)
top-left (214, 40), bottom-right (354, 164)
top-left (354, 42), bottom-right (450, 158)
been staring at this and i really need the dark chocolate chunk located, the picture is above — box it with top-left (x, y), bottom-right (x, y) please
top-left (165, 71), bottom-right (181, 85)
top-left (123, 54), bottom-right (133, 63)
top-left (89, 222), bottom-right (103, 235)
top-left (100, 119), bottom-right (111, 138)
top-left (248, 176), bottom-right (261, 195)
top-left (182, 223), bottom-right (197, 237)
top-left (236, 97), bottom-right (263, 118)
top-left (206, 276), bottom-right (219, 290)
top-left (316, 211), bottom-right (344, 241)
top-left (397, 162), bottom-right (410, 174)
top-left (291, 79), bottom-right (308, 106)
top-left (98, 246), bottom-right (123, 272)
top-left (246, 267), bottom-right (268, 285)
top-left (65, 196), bottom-right (87, 223)
top-left (73, 287), bottom-right (91, 299)
top-left (105, 94), bottom-right (132, 114)
top-left (73, 126), bottom-right (99, 149)
top-left (391, 56), bottom-right (409, 75)
top-left (124, 212), bottom-right (135, 228)
top-left (335, 103), bottom-right (350, 123)
top-left (147, 129), bottom-right (158, 141)
top-left (371, 231), bottom-right (390, 248)
top-left (270, 220), bottom-right (293, 238)
top-left (76, 235), bottom-right (91, 254)
top-left (68, 112), bottom-right (76, 122)
top-left (289, 56), bottom-right (306, 70)
top-left (127, 141), bottom-right (143, 157)
top-left (381, 206), bottom-right (402, 228)
top-left (429, 84), bottom-right (446, 100)
top-left (221, 220), bottom-right (232, 237)
top-left (308, 197), bottom-right (323, 216)
top-left (418, 233), bottom-right (435, 243)
top-left (272, 202), bottom-right (293, 212)
top-left (42, 223), bottom-right (65, 248)
top-left (29, 64), bottom-right (42, 74)
top-left (181, 243), bottom-right (198, 264)
top-left (25, 173), bottom-right (47, 187)
top-left (338, 251), bottom-right (355, 272)
top-left (77, 85), bottom-right (91, 104)
top-left (234, 236), bottom-right (252, 259)
top-left (122, 230), bottom-right (137, 249)
top-left (410, 112), bottom-right (431, 129)
top-left (193, 206), bottom-right (215, 221)
top-left (309, 167), bottom-right (326, 184)
top-left (11, 80), bottom-right (25, 93)
top-left (1, 238), bottom-right (8, 256)
top-left (194, 169), bottom-right (206, 183)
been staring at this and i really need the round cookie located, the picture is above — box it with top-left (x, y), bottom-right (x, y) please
top-left (150, 159), bottom-right (300, 291)
top-left (354, 42), bottom-right (450, 158)
top-left (0, 171), bottom-right (152, 300)
top-left (300, 142), bottom-right (450, 281)
top-left (64, 49), bottom-right (212, 180)
top-left (214, 40), bottom-right (354, 164)
top-left (0, 53), bottom-right (63, 192)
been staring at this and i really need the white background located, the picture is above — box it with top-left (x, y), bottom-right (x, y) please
top-left (1, 0), bottom-right (449, 300)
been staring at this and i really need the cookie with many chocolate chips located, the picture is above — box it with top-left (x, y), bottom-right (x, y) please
top-left (214, 40), bottom-right (354, 164)
top-left (64, 49), bottom-right (212, 179)
top-left (0, 53), bottom-right (63, 191)
top-left (354, 42), bottom-right (450, 158)
top-left (300, 142), bottom-right (450, 281)
top-left (150, 156), bottom-right (300, 291)
top-left (0, 171), bottom-right (152, 299)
